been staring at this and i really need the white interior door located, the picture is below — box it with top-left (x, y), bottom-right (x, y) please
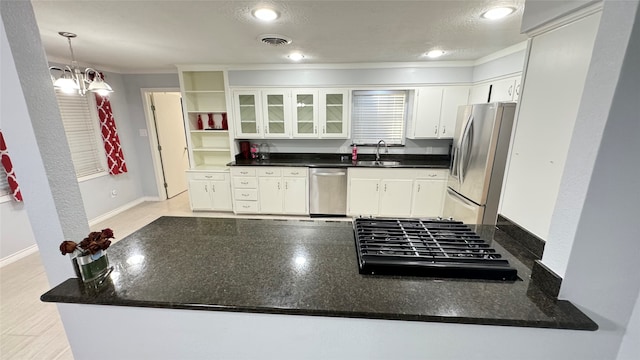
top-left (151, 92), bottom-right (189, 198)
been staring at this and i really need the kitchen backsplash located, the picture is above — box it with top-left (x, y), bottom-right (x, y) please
top-left (236, 138), bottom-right (451, 155)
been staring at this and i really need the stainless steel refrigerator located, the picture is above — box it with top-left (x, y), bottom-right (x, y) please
top-left (443, 102), bottom-right (516, 225)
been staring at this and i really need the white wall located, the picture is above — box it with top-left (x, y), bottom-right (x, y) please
top-left (617, 289), bottom-right (640, 360)
top-left (521, 0), bottom-right (600, 32)
top-left (472, 47), bottom-right (527, 83)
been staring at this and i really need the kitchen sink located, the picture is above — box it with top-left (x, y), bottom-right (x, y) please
top-left (356, 160), bottom-right (401, 167)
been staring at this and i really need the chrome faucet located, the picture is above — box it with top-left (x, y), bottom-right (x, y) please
top-left (375, 140), bottom-right (388, 161)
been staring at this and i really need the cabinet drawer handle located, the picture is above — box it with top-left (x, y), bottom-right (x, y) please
top-left (205, 175), bottom-right (213, 179)
top-left (290, 171), bottom-right (299, 175)
top-left (266, 171), bottom-right (273, 175)
top-left (428, 174), bottom-right (437, 177)
top-left (241, 181), bottom-right (249, 185)
top-left (242, 205), bottom-right (250, 209)
top-left (241, 193), bottom-right (249, 197)
top-left (240, 171), bottom-right (248, 175)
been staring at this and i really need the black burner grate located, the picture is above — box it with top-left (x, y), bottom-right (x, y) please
top-left (354, 218), bottom-right (517, 280)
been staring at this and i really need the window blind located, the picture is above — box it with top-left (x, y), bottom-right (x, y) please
top-left (0, 167), bottom-right (8, 196)
top-left (55, 90), bottom-right (105, 178)
top-left (351, 90), bottom-right (407, 145)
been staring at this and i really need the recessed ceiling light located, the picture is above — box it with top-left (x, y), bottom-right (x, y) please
top-left (252, 8), bottom-right (279, 21)
top-left (481, 7), bottom-right (515, 20)
top-left (288, 53), bottom-right (305, 61)
top-left (425, 50), bottom-right (445, 58)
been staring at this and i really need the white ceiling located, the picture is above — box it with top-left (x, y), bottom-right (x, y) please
top-left (31, 0), bottom-right (528, 73)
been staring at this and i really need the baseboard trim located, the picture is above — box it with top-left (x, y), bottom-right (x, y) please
top-left (0, 244), bottom-right (39, 268)
top-left (496, 214), bottom-right (546, 259)
top-left (531, 260), bottom-right (563, 298)
top-left (88, 197), bottom-right (161, 226)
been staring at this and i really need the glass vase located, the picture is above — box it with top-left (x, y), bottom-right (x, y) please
top-left (74, 250), bottom-right (112, 283)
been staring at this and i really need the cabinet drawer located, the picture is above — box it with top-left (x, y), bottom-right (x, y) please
top-left (234, 189), bottom-right (258, 201)
top-left (233, 177), bottom-right (258, 188)
top-left (257, 168), bottom-right (281, 177)
top-left (231, 167), bottom-right (256, 177)
top-left (234, 201), bottom-right (258, 213)
top-left (189, 172), bottom-right (228, 181)
top-left (416, 170), bottom-right (448, 180)
top-left (283, 168), bottom-right (307, 177)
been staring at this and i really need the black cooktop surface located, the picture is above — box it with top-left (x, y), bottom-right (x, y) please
top-left (354, 218), bottom-right (518, 280)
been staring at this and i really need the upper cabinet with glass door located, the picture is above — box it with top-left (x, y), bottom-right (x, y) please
top-left (319, 89), bottom-right (349, 138)
top-left (262, 90), bottom-right (291, 138)
top-left (292, 89), bottom-right (318, 138)
top-left (291, 88), bottom-right (349, 139)
top-left (233, 90), bottom-right (262, 138)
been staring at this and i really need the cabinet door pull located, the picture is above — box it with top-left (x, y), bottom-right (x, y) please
top-left (434, 126), bottom-right (438, 134)
top-left (508, 85), bottom-right (513, 96)
top-left (285, 182), bottom-right (288, 190)
top-left (384, 184), bottom-right (387, 192)
top-left (516, 84), bottom-right (521, 96)
top-left (376, 184), bottom-right (379, 192)
top-left (417, 184), bottom-right (421, 192)
top-left (314, 125), bottom-right (317, 134)
top-left (278, 182), bottom-right (281, 190)
top-left (204, 185), bottom-right (208, 193)
top-left (323, 125), bottom-right (326, 134)
top-left (212, 184), bottom-right (216, 192)
top-left (257, 125), bottom-right (260, 134)
top-left (442, 126), bottom-right (446, 135)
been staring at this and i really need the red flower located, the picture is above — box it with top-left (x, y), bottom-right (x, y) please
top-left (59, 241), bottom-right (77, 255)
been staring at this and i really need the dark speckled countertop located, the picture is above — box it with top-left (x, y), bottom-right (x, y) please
top-left (41, 217), bottom-right (597, 330)
top-left (229, 153), bottom-right (451, 168)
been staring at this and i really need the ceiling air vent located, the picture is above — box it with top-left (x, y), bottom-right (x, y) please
top-left (259, 34), bottom-right (292, 46)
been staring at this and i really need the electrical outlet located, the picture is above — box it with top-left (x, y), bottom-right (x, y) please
top-left (110, 189), bottom-right (117, 198)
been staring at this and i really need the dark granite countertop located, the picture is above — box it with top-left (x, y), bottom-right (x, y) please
top-left (229, 153), bottom-right (450, 169)
top-left (41, 217), bottom-right (596, 330)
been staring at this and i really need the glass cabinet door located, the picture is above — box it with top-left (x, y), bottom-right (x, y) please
top-left (262, 91), bottom-right (291, 138)
top-left (233, 91), bottom-right (261, 137)
top-left (292, 90), bottom-right (318, 138)
top-left (319, 89), bottom-right (349, 138)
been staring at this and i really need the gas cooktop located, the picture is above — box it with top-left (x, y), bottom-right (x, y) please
top-left (353, 218), bottom-right (518, 281)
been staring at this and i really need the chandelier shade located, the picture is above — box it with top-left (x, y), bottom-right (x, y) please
top-left (48, 32), bottom-right (113, 96)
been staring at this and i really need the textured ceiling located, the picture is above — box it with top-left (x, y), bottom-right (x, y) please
top-left (31, 0), bottom-right (527, 73)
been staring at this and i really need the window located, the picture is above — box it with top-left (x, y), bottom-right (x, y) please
top-left (351, 90), bottom-right (408, 145)
top-left (55, 90), bottom-right (106, 178)
top-left (0, 167), bottom-right (9, 197)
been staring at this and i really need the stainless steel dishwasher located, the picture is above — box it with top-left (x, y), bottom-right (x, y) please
top-left (309, 168), bottom-right (348, 216)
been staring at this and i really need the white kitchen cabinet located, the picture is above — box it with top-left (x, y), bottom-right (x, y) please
top-left (283, 176), bottom-right (307, 214)
top-left (186, 171), bottom-right (233, 211)
top-left (262, 90), bottom-right (292, 138)
top-left (231, 167), bottom-right (308, 215)
top-left (291, 88), bottom-right (350, 139)
top-left (348, 168), bottom-right (448, 218)
top-left (233, 90), bottom-right (262, 138)
top-left (407, 86), bottom-right (469, 139)
top-left (489, 76), bottom-right (521, 102)
top-left (468, 75), bottom-right (522, 104)
top-left (348, 178), bottom-right (380, 216)
top-left (379, 179), bottom-right (414, 217)
top-left (411, 173), bottom-right (447, 217)
top-left (258, 177), bottom-right (283, 213)
top-left (318, 89), bottom-right (350, 138)
top-left (292, 89), bottom-right (318, 138)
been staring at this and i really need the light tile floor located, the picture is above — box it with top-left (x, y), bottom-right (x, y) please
top-left (0, 191), bottom-right (350, 359)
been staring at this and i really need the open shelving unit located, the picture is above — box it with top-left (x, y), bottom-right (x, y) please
top-left (179, 70), bottom-right (233, 170)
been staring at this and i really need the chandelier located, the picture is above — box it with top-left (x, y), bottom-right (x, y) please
top-left (49, 32), bottom-right (113, 96)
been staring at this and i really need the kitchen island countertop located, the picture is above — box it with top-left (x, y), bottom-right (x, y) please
top-left (41, 216), bottom-right (596, 330)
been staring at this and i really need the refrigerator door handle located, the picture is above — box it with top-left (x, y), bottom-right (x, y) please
top-left (449, 146), bottom-right (458, 178)
top-left (458, 114), bottom-right (474, 184)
